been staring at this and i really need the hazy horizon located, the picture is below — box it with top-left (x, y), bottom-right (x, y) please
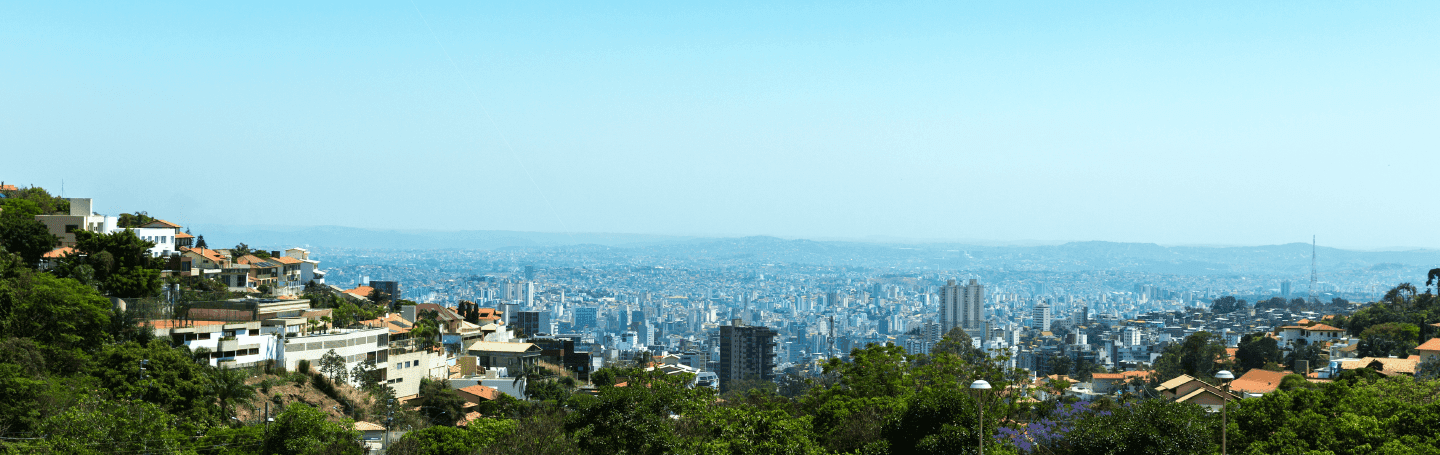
top-left (5, 2), bottom-right (1438, 250)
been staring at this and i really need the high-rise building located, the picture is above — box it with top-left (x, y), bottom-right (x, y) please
top-left (1123, 327), bottom-right (1141, 346)
top-left (574, 307), bottom-right (599, 330)
top-left (939, 279), bottom-right (986, 336)
top-left (1281, 280), bottom-right (1292, 297)
top-left (370, 280), bottom-right (401, 303)
top-left (1032, 302), bottom-right (1051, 332)
top-left (717, 320), bottom-right (777, 392)
top-left (515, 310), bottom-right (552, 337)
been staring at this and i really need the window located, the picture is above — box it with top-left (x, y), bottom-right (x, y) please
top-left (65, 225), bottom-right (79, 233)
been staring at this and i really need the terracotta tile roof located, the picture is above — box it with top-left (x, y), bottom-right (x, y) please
top-left (144, 319), bottom-right (227, 329)
top-left (1091, 371), bottom-right (1150, 380)
top-left (1416, 338), bottom-right (1440, 352)
top-left (1337, 357), bottom-right (1420, 374)
top-left (175, 232), bottom-right (194, 239)
top-left (345, 285), bottom-right (375, 297)
top-left (1230, 369), bottom-right (1289, 395)
top-left (143, 219), bottom-right (182, 229)
top-left (354, 421), bottom-right (386, 431)
top-left (42, 246), bottom-right (76, 258)
top-left (454, 411), bottom-right (484, 426)
top-left (181, 247), bottom-right (227, 263)
top-left (0, 184), bottom-right (17, 191)
top-left (270, 256), bottom-right (301, 264)
top-left (457, 385), bottom-right (499, 401)
top-left (1306, 324), bottom-right (1343, 331)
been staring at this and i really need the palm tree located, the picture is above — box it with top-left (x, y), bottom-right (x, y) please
top-left (211, 366), bottom-right (254, 426)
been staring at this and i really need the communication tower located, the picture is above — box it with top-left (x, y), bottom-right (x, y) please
top-left (1309, 235), bottom-right (1318, 303)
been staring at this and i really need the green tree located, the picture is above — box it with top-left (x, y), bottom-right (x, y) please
top-left (0, 255), bottom-right (112, 351)
top-left (211, 366), bottom-right (255, 425)
top-left (566, 367), bottom-right (714, 455)
top-left (116, 211), bottom-right (157, 228)
top-left (1234, 332), bottom-right (1281, 373)
top-left (1154, 331), bottom-right (1229, 381)
top-left (261, 403), bottom-right (363, 455)
top-left (1285, 344), bottom-right (1327, 372)
top-left (320, 349), bottom-right (349, 385)
top-left (69, 229), bottom-right (162, 298)
top-left (92, 339), bottom-right (217, 423)
top-left (1057, 398), bottom-right (1219, 455)
top-left (1358, 322), bottom-right (1420, 357)
top-left (29, 395), bottom-right (194, 454)
top-left (678, 405), bottom-right (826, 455)
top-left (418, 377), bottom-right (467, 427)
top-left (0, 199), bottom-right (59, 267)
top-left (352, 358), bottom-right (381, 393)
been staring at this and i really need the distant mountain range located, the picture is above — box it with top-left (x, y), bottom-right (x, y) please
top-left (190, 224), bottom-right (1440, 276)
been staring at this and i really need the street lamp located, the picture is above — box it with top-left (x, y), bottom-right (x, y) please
top-left (970, 379), bottom-right (992, 455)
top-left (1214, 370), bottom-right (1235, 455)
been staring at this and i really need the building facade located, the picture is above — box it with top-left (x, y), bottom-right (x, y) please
top-left (939, 279), bottom-right (986, 336)
top-left (717, 320), bottom-right (777, 392)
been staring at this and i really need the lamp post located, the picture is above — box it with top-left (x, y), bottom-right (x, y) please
top-left (1214, 370), bottom-right (1234, 455)
top-left (970, 379), bottom-right (992, 455)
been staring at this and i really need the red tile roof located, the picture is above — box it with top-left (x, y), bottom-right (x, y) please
top-left (1416, 338), bottom-right (1440, 352)
top-left (143, 219), bottom-right (182, 229)
top-left (1230, 369), bottom-right (1289, 395)
top-left (42, 246), bottom-right (76, 258)
top-left (457, 385), bottom-right (499, 401)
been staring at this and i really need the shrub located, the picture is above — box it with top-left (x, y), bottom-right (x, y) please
top-left (297, 359), bottom-right (311, 374)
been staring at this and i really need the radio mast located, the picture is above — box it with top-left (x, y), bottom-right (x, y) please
top-left (1309, 235), bottom-right (1318, 303)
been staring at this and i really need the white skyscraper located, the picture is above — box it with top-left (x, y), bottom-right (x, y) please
top-left (1032, 302), bottom-right (1052, 332)
top-left (939, 279), bottom-right (986, 336)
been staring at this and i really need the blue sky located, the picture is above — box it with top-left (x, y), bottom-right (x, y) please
top-left (3, 1), bottom-right (1437, 249)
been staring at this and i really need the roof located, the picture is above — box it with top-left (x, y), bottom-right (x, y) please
top-left (345, 285), bottom-right (375, 298)
top-left (1156, 374), bottom-right (1197, 392)
top-left (175, 232), bottom-right (194, 239)
top-left (1416, 338), bottom-right (1440, 352)
top-left (466, 341), bottom-right (539, 353)
top-left (1230, 369), bottom-right (1289, 395)
top-left (42, 246), bottom-right (76, 258)
top-left (1280, 323), bottom-right (1343, 331)
top-left (354, 421), bottom-right (386, 431)
top-left (181, 247), bottom-right (227, 263)
top-left (1338, 357), bottom-right (1420, 374)
top-left (270, 256), bottom-right (301, 264)
top-left (1174, 385), bottom-right (1236, 403)
top-left (457, 385), bottom-right (499, 401)
top-left (142, 219), bottom-right (182, 228)
top-left (1091, 371), bottom-right (1151, 381)
top-left (0, 184), bottom-right (17, 191)
top-left (144, 319), bottom-right (227, 329)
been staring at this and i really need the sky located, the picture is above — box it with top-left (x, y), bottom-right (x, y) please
top-left (3, 1), bottom-right (1438, 249)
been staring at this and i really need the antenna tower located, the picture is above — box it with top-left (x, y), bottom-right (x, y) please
top-left (1309, 235), bottom-right (1318, 302)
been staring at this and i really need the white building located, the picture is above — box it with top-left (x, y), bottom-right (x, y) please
top-left (939, 279), bottom-right (985, 336)
top-left (1033, 302), bottom-right (1052, 332)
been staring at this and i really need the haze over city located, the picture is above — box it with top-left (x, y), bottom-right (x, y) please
top-left (4, 1), bottom-right (1439, 249)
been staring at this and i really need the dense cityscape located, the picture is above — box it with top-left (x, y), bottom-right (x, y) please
top-left (4, 187), bottom-right (1440, 454)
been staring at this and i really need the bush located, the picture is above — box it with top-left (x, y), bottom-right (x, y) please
top-left (297, 359), bottom-right (311, 374)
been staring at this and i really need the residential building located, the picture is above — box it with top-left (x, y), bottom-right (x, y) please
top-left (34, 198), bottom-right (117, 246)
top-left (1033, 302), bottom-right (1052, 332)
top-left (717, 319), bottom-right (777, 392)
top-left (939, 279), bottom-right (985, 336)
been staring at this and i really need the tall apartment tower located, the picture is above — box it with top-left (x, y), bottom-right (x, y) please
top-left (717, 320), bottom-right (778, 392)
top-left (1032, 302), bottom-right (1052, 332)
top-left (939, 279), bottom-right (986, 336)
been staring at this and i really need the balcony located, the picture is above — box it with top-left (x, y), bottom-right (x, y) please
top-left (217, 338), bottom-right (240, 352)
